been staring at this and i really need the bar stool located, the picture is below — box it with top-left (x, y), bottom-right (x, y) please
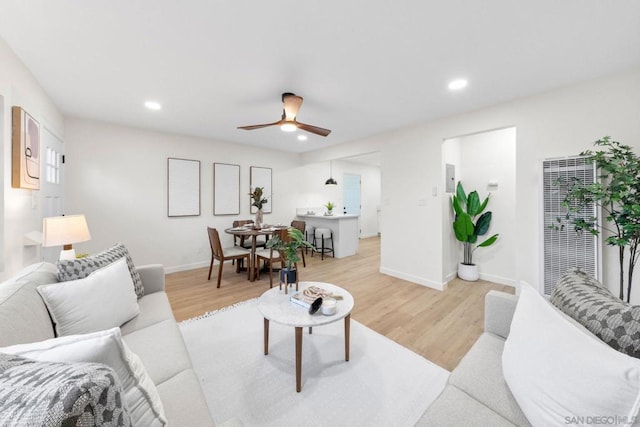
top-left (313, 227), bottom-right (334, 260)
top-left (304, 225), bottom-right (315, 255)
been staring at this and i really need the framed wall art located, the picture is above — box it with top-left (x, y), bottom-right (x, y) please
top-left (12, 106), bottom-right (40, 190)
top-left (213, 163), bottom-right (240, 215)
top-left (167, 158), bottom-right (201, 217)
top-left (250, 166), bottom-right (272, 214)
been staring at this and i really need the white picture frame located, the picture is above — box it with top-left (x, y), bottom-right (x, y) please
top-left (214, 163), bottom-right (240, 215)
top-left (168, 158), bottom-right (201, 217)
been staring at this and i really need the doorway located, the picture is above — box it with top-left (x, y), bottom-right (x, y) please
top-left (41, 126), bottom-right (65, 262)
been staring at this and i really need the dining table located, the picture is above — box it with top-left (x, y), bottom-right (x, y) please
top-left (224, 225), bottom-right (288, 282)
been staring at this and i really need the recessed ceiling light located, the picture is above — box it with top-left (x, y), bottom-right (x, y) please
top-left (297, 134), bottom-right (308, 141)
top-left (448, 79), bottom-right (468, 91)
top-left (144, 101), bottom-right (162, 110)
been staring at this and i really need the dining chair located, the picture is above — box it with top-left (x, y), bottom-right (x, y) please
top-left (207, 227), bottom-right (251, 288)
top-left (255, 228), bottom-right (297, 288)
top-left (290, 220), bottom-right (307, 267)
top-left (232, 219), bottom-right (267, 250)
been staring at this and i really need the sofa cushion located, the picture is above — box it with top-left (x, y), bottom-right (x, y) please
top-left (121, 319), bottom-right (192, 386)
top-left (449, 333), bottom-right (530, 426)
top-left (120, 292), bottom-right (175, 335)
top-left (417, 385), bottom-right (517, 426)
top-left (1, 327), bottom-right (167, 426)
top-left (0, 352), bottom-right (131, 426)
top-left (0, 262), bottom-right (57, 346)
top-left (156, 369), bottom-right (215, 427)
top-left (504, 282), bottom-right (640, 427)
top-left (551, 269), bottom-right (640, 358)
top-left (37, 258), bottom-right (140, 336)
top-left (57, 242), bottom-right (144, 297)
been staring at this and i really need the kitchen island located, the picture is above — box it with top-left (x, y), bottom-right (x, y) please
top-left (296, 213), bottom-right (360, 258)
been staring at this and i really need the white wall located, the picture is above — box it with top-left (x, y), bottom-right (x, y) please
top-left (308, 67), bottom-right (640, 299)
top-left (443, 128), bottom-right (516, 285)
top-left (63, 117), bottom-right (308, 272)
top-left (0, 37), bottom-right (65, 279)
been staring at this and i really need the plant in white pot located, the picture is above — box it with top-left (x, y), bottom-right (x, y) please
top-left (451, 182), bottom-right (499, 281)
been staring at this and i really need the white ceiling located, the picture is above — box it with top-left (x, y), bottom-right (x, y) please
top-left (0, 1), bottom-right (639, 153)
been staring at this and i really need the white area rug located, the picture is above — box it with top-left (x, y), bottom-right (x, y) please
top-left (179, 299), bottom-right (449, 427)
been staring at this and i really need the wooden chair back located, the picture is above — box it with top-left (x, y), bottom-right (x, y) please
top-left (207, 227), bottom-right (223, 259)
top-left (232, 220), bottom-right (254, 246)
top-left (290, 220), bottom-right (305, 234)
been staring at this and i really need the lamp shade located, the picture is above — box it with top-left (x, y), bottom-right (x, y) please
top-left (325, 177), bottom-right (338, 186)
top-left (42, 215), bottom-right (91, 248)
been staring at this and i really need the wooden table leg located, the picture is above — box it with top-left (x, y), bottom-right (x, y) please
top-left (345, 313), bottom-right (351, 362)
top-left (263, 318), bottom-right (269, 355)
top-left (295, 326), bottom-right (303, 392)
top-left (250, 235), bottom-right (257, 282)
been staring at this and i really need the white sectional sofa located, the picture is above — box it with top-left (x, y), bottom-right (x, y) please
top-left (0, 261), bottom-right (216, 426)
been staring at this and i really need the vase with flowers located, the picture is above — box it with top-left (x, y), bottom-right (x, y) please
top-left (249, 187), bottom-right (268, 229)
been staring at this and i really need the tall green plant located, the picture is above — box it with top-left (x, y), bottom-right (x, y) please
top-left (266, 227), bottom-right (315, 270)
top-left (558, 137), bottom-right (640, 302)
top-left (451, 182), bottom-right (499, 265)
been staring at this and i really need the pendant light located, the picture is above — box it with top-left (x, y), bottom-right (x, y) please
top-left (325, 160), bottom-right (338, 186)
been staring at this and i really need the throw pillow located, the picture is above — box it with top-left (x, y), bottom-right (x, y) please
top-left (503, 282), bottom-right (640, 426)
top-left (57, 243), bottom-right (144, 298)
top-left (0, 352), bottom-right (131, 426)
top-left (551, 269), bottom-right (640, 357)
top-left (38, 257), bottom-right (139, 336)
top-left (1, 328), bottom-right (167, 427)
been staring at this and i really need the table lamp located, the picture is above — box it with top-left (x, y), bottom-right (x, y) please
top-left (42, 214), bottom-right (91, 260)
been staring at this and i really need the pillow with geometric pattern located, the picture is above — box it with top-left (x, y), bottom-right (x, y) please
top-left (57, 243), bottom-right (144, 298)
top-left (0, 352), bottom-right (131, 426)
top-left (551, 268), bottom-right (640, 358)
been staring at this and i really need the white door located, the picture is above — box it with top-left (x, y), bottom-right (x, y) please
top-left (343, 173), bottom-right (361, 216)
top-left (41, 126), bottom-right (64, 262)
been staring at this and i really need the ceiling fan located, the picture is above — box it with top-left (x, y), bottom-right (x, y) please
top-left (238, 92), bottom-right (331, 137)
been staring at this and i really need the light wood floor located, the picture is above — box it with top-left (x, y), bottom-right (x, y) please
top-left (165, 237), bottom-right (514, 371)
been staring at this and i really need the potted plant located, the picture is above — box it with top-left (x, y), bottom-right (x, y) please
top-left (249, 187), bottom-right (268, 228)
top-left (451, 182), bottom-right (499, 281)
top-left (266, 227), bottom-right (315, 293)
top-left (324, 201), bottom-right (335, 216)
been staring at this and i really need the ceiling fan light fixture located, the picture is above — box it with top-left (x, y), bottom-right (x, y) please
top-left (280, 122), bottom-right (297, 132)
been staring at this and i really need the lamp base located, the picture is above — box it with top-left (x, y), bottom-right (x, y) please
top-left (59, 248), bottom-right (76, 261)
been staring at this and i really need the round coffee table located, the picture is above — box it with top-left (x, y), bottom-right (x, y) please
top-left (257, 281), bottom-right (355, 392)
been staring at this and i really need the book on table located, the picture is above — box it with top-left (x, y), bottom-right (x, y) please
top-left (290, 285), bottom-right (332, 308)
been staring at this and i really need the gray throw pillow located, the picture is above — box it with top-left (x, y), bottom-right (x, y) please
top-left (57, 243), bottom-right (144, 298)
top-left (0, 353), bottom-right (131, 426)
top-left (551, 269), bottom-right (640, 358)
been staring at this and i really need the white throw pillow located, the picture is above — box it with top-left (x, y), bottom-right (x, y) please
top-left (503, 282), bottom-right (640, 426)
top-left (1, 327), bottom-right (167, 427)
top-left (37, 257), bottom-right (139, 336)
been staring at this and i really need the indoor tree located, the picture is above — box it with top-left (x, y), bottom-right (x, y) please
top-left (451, 182), bottom-right (499, 265)
top-left (559, 137), bottom-right (640, 302)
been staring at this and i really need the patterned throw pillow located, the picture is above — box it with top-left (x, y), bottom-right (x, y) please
top-left (57, 243), bottom-right (144, 298)
top-left (0, 353), bottom-right (131, 426)
top-left (551, 269), bottom-right (640, 358)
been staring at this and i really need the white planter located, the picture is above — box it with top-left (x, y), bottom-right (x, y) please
top-left (458, 263), bottom-right (479, 282)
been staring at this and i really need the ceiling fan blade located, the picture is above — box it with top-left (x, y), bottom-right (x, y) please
top-left (282, 93), bottom-right (303, 120)
top-left (296, 121), bottom-right (332, 137)
top-left (237, 120), bottom-right (282, 130)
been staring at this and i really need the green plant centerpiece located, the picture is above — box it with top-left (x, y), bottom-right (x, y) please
top-left (556, 137), bottom-right (640, 302)
top-left (266, 227), bottom-right (315, 293)
top-left (324, 201), bottom-right (335, 215)
top-left (451, 182), bottom-right (499, 281)
top-left (249, 187), bottom-right (268, 228)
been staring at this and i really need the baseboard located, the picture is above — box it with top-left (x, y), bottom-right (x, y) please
top-left (359, 232), bottom-right (378, 239)
top-left (479, 273), bottom-right (517, 287)
top-left (379, 267), bottom-right (446, 291)
top-left (164, 260), bottom-right (210, 274)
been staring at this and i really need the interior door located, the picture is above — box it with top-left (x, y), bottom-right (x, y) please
top-left (343, 173), bottom-right (361, 215)
top-left (41, 126), bottom-right (64, 262)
